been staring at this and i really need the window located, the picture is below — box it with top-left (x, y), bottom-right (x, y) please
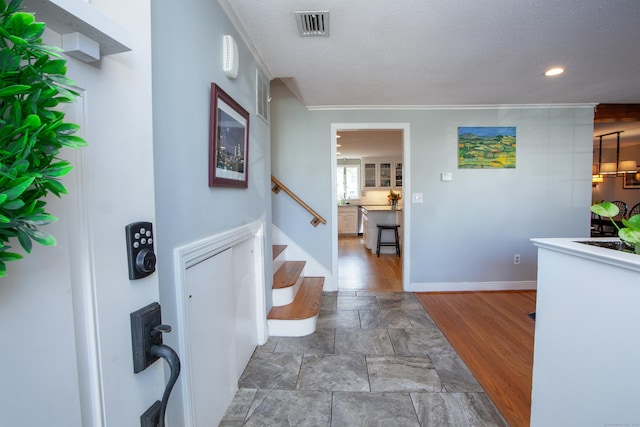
top-left (337, 164), bottom-right (360, 201)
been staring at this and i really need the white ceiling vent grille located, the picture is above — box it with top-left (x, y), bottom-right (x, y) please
top-left (295, 11), bottom-right (329, 37)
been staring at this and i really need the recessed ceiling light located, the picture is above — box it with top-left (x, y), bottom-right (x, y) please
top-left (545, 67), bottom-right (564, 76)
top-left (336, 143), bottom-right (341, 147)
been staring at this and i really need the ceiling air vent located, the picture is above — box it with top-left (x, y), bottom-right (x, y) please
top-left (295, 11), bottom-right (329, 37)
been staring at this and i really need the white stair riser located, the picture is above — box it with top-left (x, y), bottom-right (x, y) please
top-left (268, 315), bottom-right (318, 337)
top-left (272, 270), bottom-right (304, 307)
top-left (273, 250), bottom-right (287, 274)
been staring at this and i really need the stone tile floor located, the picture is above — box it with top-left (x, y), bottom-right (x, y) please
top-left (220, 291), bottom-right (508, 426)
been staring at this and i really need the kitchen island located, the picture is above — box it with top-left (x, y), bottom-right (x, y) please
top-left (360, 205), bottom-right (403, 255)
top-left (529, 237), bottom-right (640, 426)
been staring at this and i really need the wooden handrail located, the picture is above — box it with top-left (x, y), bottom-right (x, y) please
top-left (271, 176), bottom-right (327, 227)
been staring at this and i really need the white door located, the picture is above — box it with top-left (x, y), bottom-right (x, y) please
top-left (0, 7), bottom-right (164, 427)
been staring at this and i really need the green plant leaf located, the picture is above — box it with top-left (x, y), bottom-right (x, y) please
top-left (42, 161), bottom-right (73, 177)
top-left (22, 113), bottom-right (41, 128)
top-left (0, 47), bottom-right (20, 73)
top-left (7, 0), bottom-right (22, 14)
top-left (0, 250), bottom-right (22, 261)
top-left (8, 11), bottom-right (35, 36)
top-left (621, 215), bottom-right (640, 231)
top-left (42, 179), bottom-right (68, 195)
top-left (0, 246), bottom-right (22, 261)
top-left (1, 198), bottom-right (24, 209)
top-left (0, 83), bottom-right (30, 96)
top-left (57, 134), bottom-right (87, 148)
top-left (24, 227), bottom-right (56, 246)
top-left (0, 213), bottom-right (10, 223)
top-left (54, 122), bottom-right (80, 135)
top-left (619, 228), bottom-right (640, 245)
top-left (3, 176), bottom-right (34, 200)
top-left (24, 213), bottom-right (57, 225)
top-left (40, 59), bottom-right (66, 74)
top-left (22, 22), bottom-right (45, 41)
top-left (7, 34), bottom-right (26, 45)
top-left (16, 228), bottom-right (32, 252)
top-left (591, 202), bottom-right (619, 218)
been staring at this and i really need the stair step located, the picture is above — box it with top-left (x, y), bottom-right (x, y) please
top-left (273, 244), bottom-right (287, 260)
top-left (268, 277), bottom-right (324, 321)
top-left (273, 261), bottom-right (306, 290)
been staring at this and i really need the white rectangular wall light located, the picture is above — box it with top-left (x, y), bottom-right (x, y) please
top-left (62, 32), bottom-right (100, 63)
top-left (223, 35), bottom-right (239, 79)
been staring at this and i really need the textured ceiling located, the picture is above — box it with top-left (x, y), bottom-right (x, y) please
top-left (219, 0), bottom-right (640, 108)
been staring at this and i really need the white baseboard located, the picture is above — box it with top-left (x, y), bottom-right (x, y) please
top-left (272, 225), bottom-right (336, 291)
top-left (406, 281), bottom-right (537, 292)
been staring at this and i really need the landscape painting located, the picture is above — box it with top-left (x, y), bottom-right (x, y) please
top-left (458, 127), bottom-right (516, 169)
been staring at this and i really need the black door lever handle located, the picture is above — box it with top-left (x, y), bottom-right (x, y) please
top-left (149, 344), bottom-right (181, 427)
top-left (151, 324), bottom-right (172, 336)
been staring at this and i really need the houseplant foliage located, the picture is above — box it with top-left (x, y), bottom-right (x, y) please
top-left (387, 190), bottom-right (401, 207)
top-left (591, 202), bottom-right (640, 254)
top-left (0, 0), bottom-right (87, 277)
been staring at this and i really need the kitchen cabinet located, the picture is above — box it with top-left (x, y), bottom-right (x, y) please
top-left (379, 162), bottom-right (392, 188)
top-left (362, 157), bottom-right (402, 189)
top-left (363, 163), bottom-right (376, 188)
top-left (338, 206), bottom-right (358, 235)
top-left (394, 162), bottom-right (403, 187)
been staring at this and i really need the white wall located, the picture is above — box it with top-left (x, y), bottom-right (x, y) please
top-left (271, 80), bottom-right (594, 289)
top-left (150, 0), bottom-right (272, 424)
top-left (0, 0), bottom-right (161, 425)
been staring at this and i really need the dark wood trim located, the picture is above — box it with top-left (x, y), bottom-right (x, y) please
top-left (594, 104), bottom-right (640, 122)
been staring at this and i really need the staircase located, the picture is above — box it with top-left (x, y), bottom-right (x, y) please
top-left (267, 244), bottom-right (324, 337)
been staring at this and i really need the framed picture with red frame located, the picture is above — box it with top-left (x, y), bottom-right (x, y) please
top-left (209, 83), bottom-right (250, 188)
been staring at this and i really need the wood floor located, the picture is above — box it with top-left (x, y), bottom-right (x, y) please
top-left (338, 236), bottom-right (535, 426)
top-left (416, 291), bottom-right (536, 427)
top-left (338, 235), bottom-right (402, 291)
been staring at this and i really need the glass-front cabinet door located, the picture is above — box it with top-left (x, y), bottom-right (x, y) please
top-left (362, 158), bottom-right (402, 189)
top-left (364, 163), bottom-right (377, 188)
top-left (379, 162), bottom-right (391, 188)
top-left (394, 162), bottom-right (403, 187)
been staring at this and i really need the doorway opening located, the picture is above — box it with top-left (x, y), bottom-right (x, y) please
top-left (330, 123), bottom-right (410, 292)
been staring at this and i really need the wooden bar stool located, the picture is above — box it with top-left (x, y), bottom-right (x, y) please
top-left (376, 224), bottom-right (401, 257)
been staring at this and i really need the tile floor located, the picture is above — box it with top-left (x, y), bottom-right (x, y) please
top-left (220, 291), bottom-right (508, 426)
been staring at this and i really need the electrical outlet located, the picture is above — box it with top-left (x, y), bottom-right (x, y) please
top-left (513, 254), bottom-right (521, 264)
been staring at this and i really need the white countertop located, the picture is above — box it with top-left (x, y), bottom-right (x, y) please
top-left (361, 205), bottom-right (402, 212)
top-left (531, 237), bottom-right (640, 272)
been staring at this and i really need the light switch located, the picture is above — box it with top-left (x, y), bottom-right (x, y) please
top-left (441, 172), bottom-right (453, 181)
top-left (412, 193), bottom-right (423, 203)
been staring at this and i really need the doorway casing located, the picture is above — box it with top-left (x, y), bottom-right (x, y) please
top-left (330, 123), bottom-right (411, 291)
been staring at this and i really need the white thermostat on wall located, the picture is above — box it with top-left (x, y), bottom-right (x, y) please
top-left (223, 35), bottom-right (239, 79)
top-left (441, 172), bottom-right (453, 181)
